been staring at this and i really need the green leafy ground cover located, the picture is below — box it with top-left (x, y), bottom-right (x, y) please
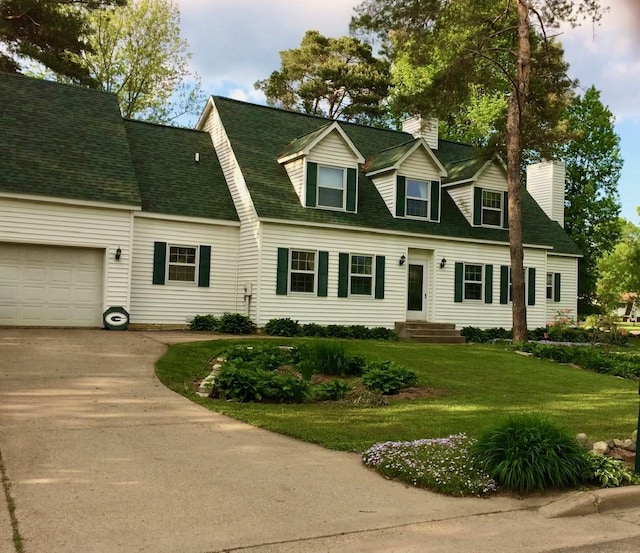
top-left (155, 339), bottom-right (639, 452)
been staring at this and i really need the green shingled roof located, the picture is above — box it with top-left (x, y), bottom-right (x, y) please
top-left (0, 73), bottom-right (140, 206)
top-left (363, 139), bottom-right (418, 174)
top-left (124, 120), bottom-right (238, 221)
top-left (279, 123), bottom-right (332, 158)
top-left (212, 96), bottom-right (580, 255)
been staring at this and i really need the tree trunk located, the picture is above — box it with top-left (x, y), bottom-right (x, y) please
top-left (507, 0), bottom-right (532, 342)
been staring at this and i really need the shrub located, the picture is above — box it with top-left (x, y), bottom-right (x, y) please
top-left (215, 364), bottom-right (270, 402)
top-left (225, 345), bottom-right (292, 370)
top-left (473, 414), bottom-right (588, 494)
top-left (346, 355), bottom-right (367, 376)
top-left (584, 452), bottom-right (634, 488)
top-left (217, 312), bottom-right (255, 335)
top-left (362, 361), bottom-right (418, 394)
top-left (461, 326), bottom-right (486, 343)
top-left (363, 434), bottom-right (497, 496)
top-left (313, 379), bottom-right (352, 401)
top-left (301, 323), bottom-right (326, 337)
top-left (264, 373), bottom-right (309, 403)
top-left (325, 325), bottom-right (353, 339)
top-left (305, 341), bottom-right (351, 376)
top-left (263, 318), bottom-right (301, 337)
top-left (189, 314), bottom-right (218, 331)
top-left (368, 326), bottom-right (398, 340)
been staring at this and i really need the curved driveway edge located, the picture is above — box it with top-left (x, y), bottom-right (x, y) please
top-left (1, 328), bottom-right (640, 553)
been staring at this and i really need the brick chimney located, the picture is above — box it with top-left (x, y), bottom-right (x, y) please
top-left (402, 115), bottom-right (438, 150)
top-left (526, 160), bottom-right (566, 228)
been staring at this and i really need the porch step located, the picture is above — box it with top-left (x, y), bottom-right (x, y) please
top-left (395, 322), bottom-right (466, 344)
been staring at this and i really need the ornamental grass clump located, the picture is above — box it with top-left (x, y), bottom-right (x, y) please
top-left (362, 433), bottom-right (497, 496)
top-left (473, 414), bottom-right (588, 494)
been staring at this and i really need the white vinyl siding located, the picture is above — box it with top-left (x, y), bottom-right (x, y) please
top-left (203, 102), bottom-right (260, 319)
top-left (546, 255), bottom-right (578, 322)
top-left (283, 157), bottom-right (305, 204)
top-left (308, 130), bottom-right (359, 168)
top-left (130, 216), bottom-right (239, 324)
top-left (370, 172), bottom-right (396, 215)
top-left (0, 197), bottom-right (132, 312)
top-left (401, 148), bottom-right (441, 182)
top-left (476, 163), bottom-right (508, 191)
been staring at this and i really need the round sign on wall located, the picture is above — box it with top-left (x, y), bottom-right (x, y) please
top-left (103, 306), bottom-right (130, 331)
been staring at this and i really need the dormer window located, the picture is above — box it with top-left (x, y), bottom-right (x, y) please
top-left (318, 165), bottom-right (346, 209)
top-left (406, 179), bottom-right (429, 218)
top-left (473, 187), bottom-right (508, 229)
top-left (482, 190), bottom-right (502, 226)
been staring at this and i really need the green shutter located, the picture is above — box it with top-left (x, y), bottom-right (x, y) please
top-left (306, 162), bottom-right (317, 207)
top-left (346, 168), bottom-right (357, 212)
top-left (338, 253), bottom-right (349, 297)
top-left (484, 265), bottom-right (493, 304)
top-left (152, 242), bottom-right (166, 285)
top-left (503, 191), bottom-right (509, 229)
top-left (554, 272), bottom-right (561, 302)
top-left (198, 245), bottom-right (211, 288)
top-left (500, 265), bottom-right (509, 304)
top-left (318, 251), bottom-right (328, 297)
top-left (454, 262), bottom-right (463, 303)
top-left (528, 267), bottom-right (536, 306)
top-left (396, 175), bottom-right (406, 217)
top-left (430, 180), bottom-right (440, 221)
top-left (276, 248), bottom-right (289, 295)
top-left (375, 256), bottom-right (385, 299)
top-left (473, 187), bottom-right (482, 225)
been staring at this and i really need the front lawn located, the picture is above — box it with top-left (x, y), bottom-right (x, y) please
top-left (155, 338), bottom-right (639, 452)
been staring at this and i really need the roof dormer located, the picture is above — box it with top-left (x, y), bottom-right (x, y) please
top-left (364, 139), bottom-right (446, 221)
top-left (278, 122), bottom-right (364, 213)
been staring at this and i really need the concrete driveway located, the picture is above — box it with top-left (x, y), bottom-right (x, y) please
top-left (1, 329), bottom-right (640, 553)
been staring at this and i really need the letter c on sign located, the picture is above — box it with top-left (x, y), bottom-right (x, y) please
top-left (103, 307), bottom-right (130, 331)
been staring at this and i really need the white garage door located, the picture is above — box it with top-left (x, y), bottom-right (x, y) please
top-left (0, 243), bottom-right (104, 327)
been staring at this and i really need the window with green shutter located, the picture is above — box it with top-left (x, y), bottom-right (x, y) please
top-left (152, 242), bottom-right (210, 287)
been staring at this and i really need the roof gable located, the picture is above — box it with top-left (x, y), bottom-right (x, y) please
top-left (278, 121), bottom-right (365, 164)
top-left (364, 138), bottom-right (447, 177)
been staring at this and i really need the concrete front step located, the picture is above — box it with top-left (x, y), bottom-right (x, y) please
top-left (395, 321), bottom-right (466, 343)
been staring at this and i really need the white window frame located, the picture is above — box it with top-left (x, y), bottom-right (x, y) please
top-left (481, 189), bottom-right (503, 228)
top-left (405, 178), bottom-right (430, 220)
top-left (317, 164), bottom-right (346, 211)
top-left (463, 263), bottom-right (484, 301)
top-left (289, 249), bottom-right (317, 294)
top-left (349, 253), bottom-right (374, 297)
top-left (546, 272), bottom-right (554, 300)
top-left (167, 244), bottom-right (198, 285)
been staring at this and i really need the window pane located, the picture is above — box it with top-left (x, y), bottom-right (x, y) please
top-left (169, 246), bottom-right (196, 264)
top-left (318, 187), bottom-right (344, 208)
top-left (406, 198), bottom-right (428, 217)
top-left (291, 250), bottom-right (315, 271)
top-left (290, 272), bottom-right (314, 293)
top-left (407, 179), bottom-right (427, 199)
top-left (465, 282), bottom-right (482, 300)
top-left (168, 265), bottom-right (195, 282)
top-left (351, 276), bottom-right (372, 295)
top-left (482, 191), bottom-right (502, 208)
top-left (351, 255), bottom-right (372, 275)
top-left (482, 208), bottom-right (501, 226)
top-left (318, 166), bottom-right (344, 189)
top-left (464, 265), bottom-right (482, 282)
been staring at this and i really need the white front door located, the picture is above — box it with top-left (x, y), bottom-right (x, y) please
top-left (406, 259), bottom-right (428, 321)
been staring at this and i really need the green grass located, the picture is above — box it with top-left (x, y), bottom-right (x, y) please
top-left (155, 338), bottom-right (640, 452)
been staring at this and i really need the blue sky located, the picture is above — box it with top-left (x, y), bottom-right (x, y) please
top-left (176, 0), bottom-right (639, 222)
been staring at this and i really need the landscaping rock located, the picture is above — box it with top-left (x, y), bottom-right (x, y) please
top-left (613, 438), bottom-right (626, 449)
top-left (592, 441), bottom-right (610, 455)
top-left (633, 430), bottom-right (637, 444)
top-left (623, 440), bottom-right (636, 452)
top-left (576, 433), bottom-right (589, 448)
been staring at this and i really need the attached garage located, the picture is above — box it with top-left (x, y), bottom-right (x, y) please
top-left (0, 243), bottom-right (104, 327)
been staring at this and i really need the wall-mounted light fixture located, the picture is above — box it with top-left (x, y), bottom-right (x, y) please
top-left (399, 254), bottom-right (406, 266)
top-left (115, 247), bottom-right (122, 261)
top-left (439, 258), bottom-right (447, 269)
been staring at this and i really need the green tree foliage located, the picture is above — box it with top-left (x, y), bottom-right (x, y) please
top-left (71, 0), bottom-right (203, 123)
top-left (597, 219), bottom-right (640, 312)
top-left (352, 0), bottom-right (604, 340)
top-left (255, 30), bottom-right (391, 124)
top-left (555, 87), bottom-right (622, 312)
top-left (0, 0), bottom-right (124, 83)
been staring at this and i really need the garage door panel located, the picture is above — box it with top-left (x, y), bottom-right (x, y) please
top-left (0, 243), bottom-right (104, 327)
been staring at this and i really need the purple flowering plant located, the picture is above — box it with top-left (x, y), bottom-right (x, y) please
top-left (362, 433), bottom-right (497, 496)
